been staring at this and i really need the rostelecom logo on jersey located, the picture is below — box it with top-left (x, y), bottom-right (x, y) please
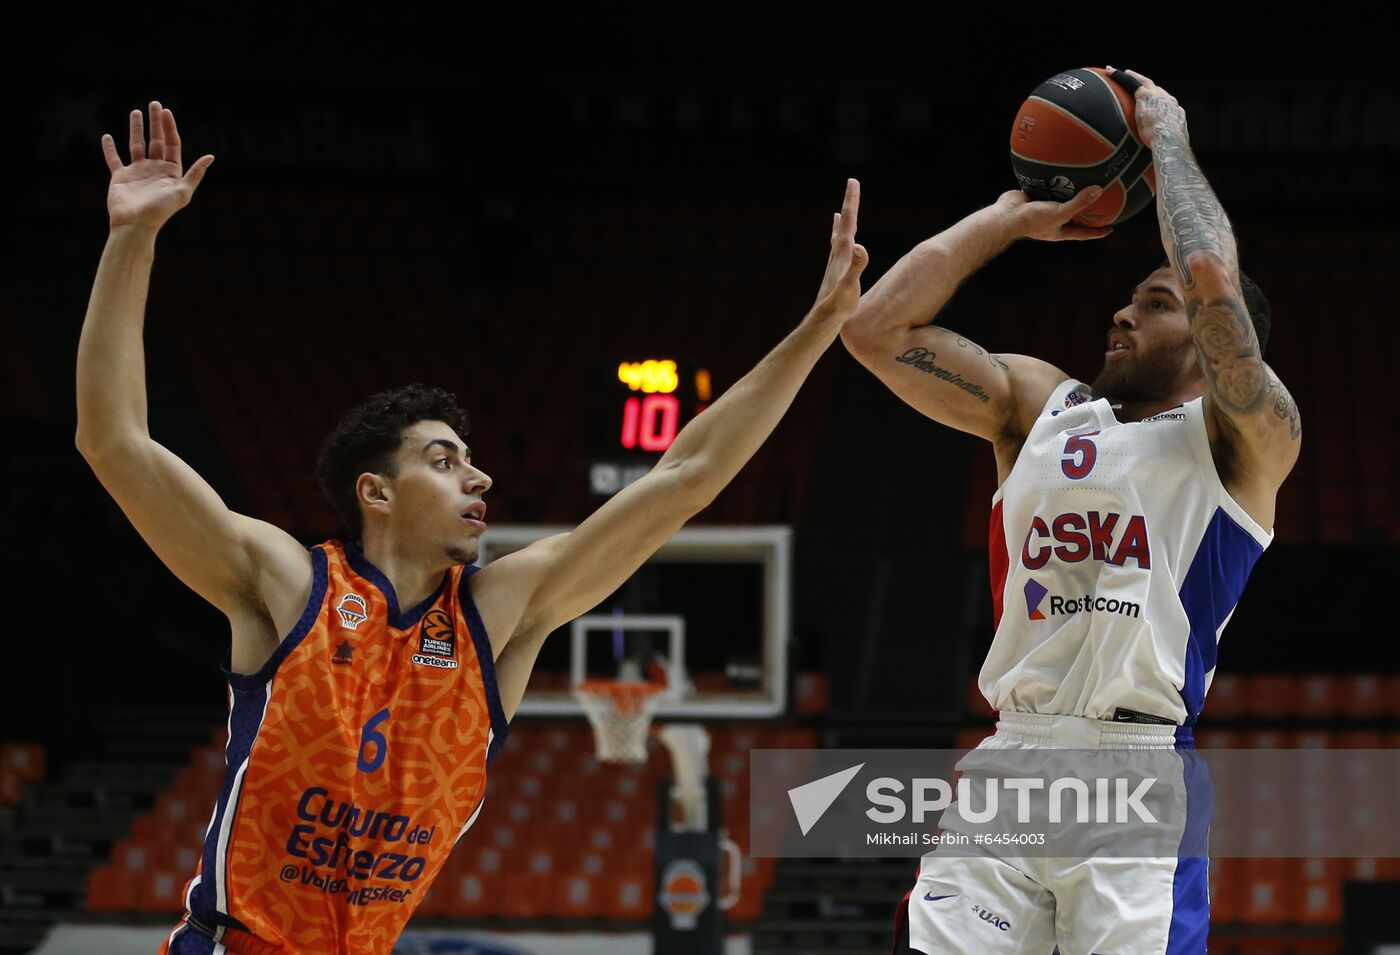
top-left (1024, 579), bottom-right (1140, 620)
top-left (1024, 580), bottom-right (1049, 620)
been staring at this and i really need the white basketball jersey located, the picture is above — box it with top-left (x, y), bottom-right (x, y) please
top-left (980, 379), bottom-right (1273, 729)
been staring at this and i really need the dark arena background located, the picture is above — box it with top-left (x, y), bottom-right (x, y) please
top-left (3, 13), bottom-right (1398, 955)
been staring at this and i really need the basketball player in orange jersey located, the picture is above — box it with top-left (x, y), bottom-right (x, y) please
top-left (76, 101), bottom-right (868, 955)
top-left (842, 71), bottom-right (1300, 954)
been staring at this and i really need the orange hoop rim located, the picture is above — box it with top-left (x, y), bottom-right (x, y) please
top-left (574, 679), bottom-right (667, 715)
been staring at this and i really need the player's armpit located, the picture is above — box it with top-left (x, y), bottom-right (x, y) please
top-left (490, 624), bottom-right (549, 721)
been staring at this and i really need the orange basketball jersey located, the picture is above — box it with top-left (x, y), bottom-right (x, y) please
top-left (160, 542), bottom-right (507, 955)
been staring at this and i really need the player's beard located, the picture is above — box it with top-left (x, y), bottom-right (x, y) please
top-left (1090, 345), bottom-right (1191, 403)
top-left (446, 543), bottom-right (477, 566)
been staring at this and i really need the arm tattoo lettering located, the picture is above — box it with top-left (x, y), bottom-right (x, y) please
top-left (895, 347), bottom-right (991, 402)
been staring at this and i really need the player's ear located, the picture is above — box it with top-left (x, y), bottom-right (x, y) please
top-left (356, 472), bottom-right (393, 518)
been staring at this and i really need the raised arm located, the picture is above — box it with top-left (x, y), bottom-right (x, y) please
top-left (474, 180), bottom-right (870, 717)
top-left (839, 187), bottom-right (1107, 455)
top-left (1121, 69), bottom-right (1300, 485)
top-left (76, 102), bottom-right (311, 669)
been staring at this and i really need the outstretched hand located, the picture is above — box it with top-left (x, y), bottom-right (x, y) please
top-left (994, 187), bottom-right (1112, 242)
top-left (102, 101), bottom-right (214, 231)
top-left (811, 178), bottom-right (870, 321)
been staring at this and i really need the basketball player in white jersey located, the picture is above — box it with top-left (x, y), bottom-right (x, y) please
top-left (842, 70), bottom-right (1300, 955)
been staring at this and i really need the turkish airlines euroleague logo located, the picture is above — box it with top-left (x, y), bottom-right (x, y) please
top-left (412, 610), bottom-right (458, 670)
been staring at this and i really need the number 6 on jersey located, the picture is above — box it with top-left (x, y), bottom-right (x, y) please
top-left (358, 709), bottom-right (391, 773)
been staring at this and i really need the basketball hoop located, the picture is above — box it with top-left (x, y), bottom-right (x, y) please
top-left (573, 679), bottom-right (667, 763)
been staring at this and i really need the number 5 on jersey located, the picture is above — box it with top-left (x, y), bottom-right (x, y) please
top-left (1061, 431), bottom-right (1100, 480)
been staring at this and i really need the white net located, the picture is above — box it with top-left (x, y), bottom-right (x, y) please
top-left (574, 681), bottom-right (666, 763)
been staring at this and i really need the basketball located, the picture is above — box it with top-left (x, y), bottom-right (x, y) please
top-left (1009, 67), bottom-right (1156, 226)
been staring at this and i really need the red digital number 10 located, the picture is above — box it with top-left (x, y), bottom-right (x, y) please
top-left (621, 394), bottom-right (680, 451)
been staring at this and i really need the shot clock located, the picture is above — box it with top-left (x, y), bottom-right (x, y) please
top-left (588, 357), bottom-right (710, 495)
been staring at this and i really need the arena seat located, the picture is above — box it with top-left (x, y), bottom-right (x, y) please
top-left (553, 874), bottom-right (603, 918)
top-left (1243, 675), bottom-right (1297, 718)
top-left (442, 872), bottom-right (498, 918)
top-left (1238, 859), bottom-right (1291, 924)
top-left (605, 873), bottom-right (653, 919)
top-left (85, 864), bottom-right (137, 913)
top-left (134, 869), bottom-right (185, 914)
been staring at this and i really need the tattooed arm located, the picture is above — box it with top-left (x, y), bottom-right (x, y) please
top-left (841, 187), bottom-right (1107, 477)
top-left (1123, 69), bottom-right (1300, 499)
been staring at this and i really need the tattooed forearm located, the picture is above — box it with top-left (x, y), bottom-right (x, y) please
top-left (895, 347), bottom-right (991, 402)
top-left (1137, 82), bottom-right (1300, 449)
top-left (1151, 120), bottom-right (1238, 290)
top-left (928, 327), bottom-right (1011, 369)
top-left (1188, 296), bottom-right (1264, 413)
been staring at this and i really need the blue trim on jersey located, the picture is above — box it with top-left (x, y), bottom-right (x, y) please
top-left (191, 547), bottom-right (328, 932)
top-left (223, 546), bottom-right (329, 692)
top-left (188, 679), bottom-right (270, 932)
top-left (166, 922), bottom-right (216, 954)
top-left (1165, 749), bottom-right (1213, 954)
top-left (459, 565), bottom-right (510, 765)
top-left (1176, 508), bottom-right (1263, 724)
top-left (345, 542), bottom-right (446, 630)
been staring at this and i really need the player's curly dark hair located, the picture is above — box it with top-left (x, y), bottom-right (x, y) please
top-left (1159, 259), bottom-right (1271, 354)
top-left (315, 384), bottom-right (471, 541)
